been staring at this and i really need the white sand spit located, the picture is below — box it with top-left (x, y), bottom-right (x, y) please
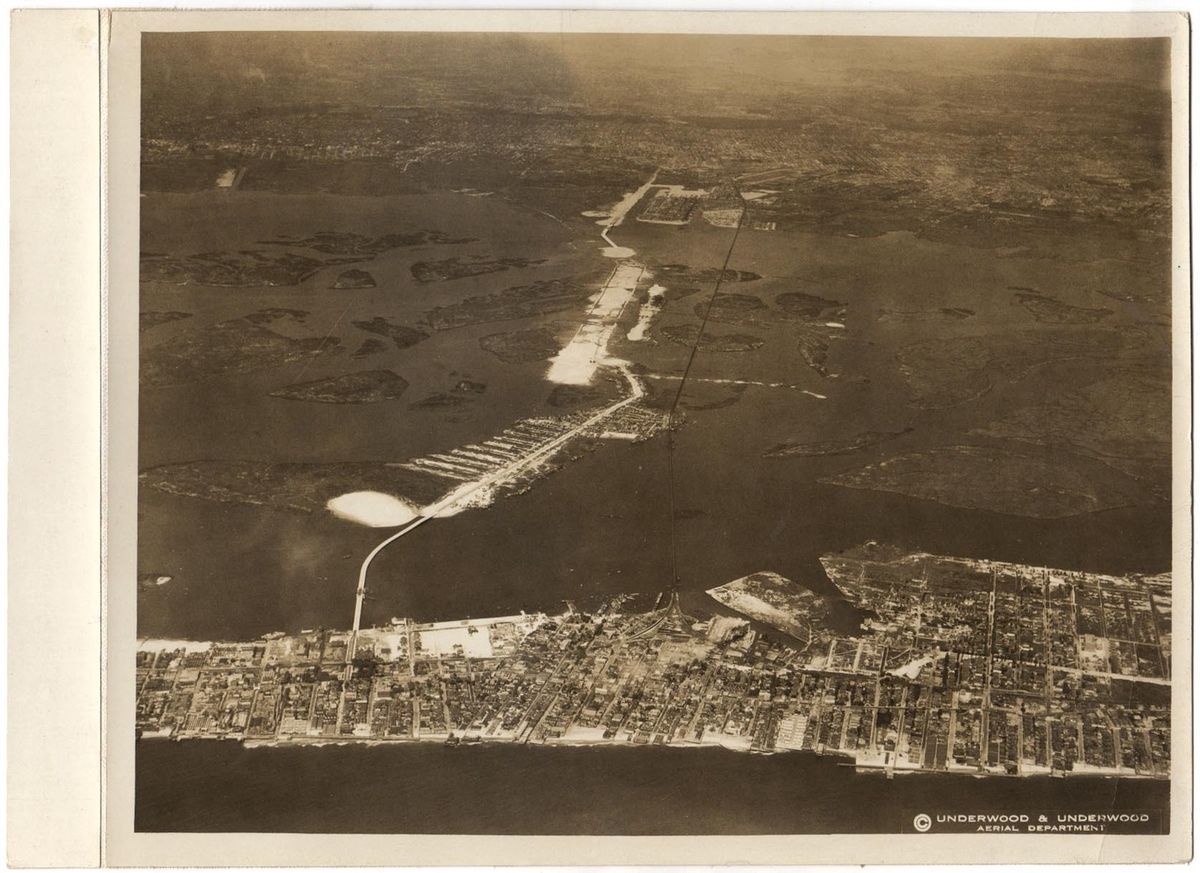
top-left (627, 283), bottom-right (666, 341)
top-left (327, 491), bottom-right (419, 527)
top-left (547, 262), bottom-right (642, 385)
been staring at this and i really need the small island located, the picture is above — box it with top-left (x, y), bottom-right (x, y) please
top-left (332, 269), bottom-right (377, 289)
top-left (137, 572), bottom-right (174, 590)
top-left (351, 317), bottom-right (427, 349)
top-left (269, 369), bottom-right (409, 404)
top-left (479, 327), bottom-right (560, 363)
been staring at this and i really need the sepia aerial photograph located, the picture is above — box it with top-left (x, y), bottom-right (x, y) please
top-left (133, 30), bottom-right (1177, 836)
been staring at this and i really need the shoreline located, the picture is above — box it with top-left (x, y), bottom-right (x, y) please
top-left (138, 733), bottom-right (1166, 781)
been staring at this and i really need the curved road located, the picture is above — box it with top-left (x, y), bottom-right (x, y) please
top-left (345, 179), bottom-right (660, 674)
top-left (346, 361), bottom-right (645, 671)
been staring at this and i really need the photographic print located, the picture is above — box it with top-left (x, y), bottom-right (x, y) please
top-left (128, 22), bottom-right (1184, 842)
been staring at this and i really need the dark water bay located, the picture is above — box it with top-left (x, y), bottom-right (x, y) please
top-left (138, 408), bottom-right (1171, 642)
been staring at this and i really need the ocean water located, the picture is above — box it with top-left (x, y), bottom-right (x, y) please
top-left (135, 741), bottom-right (1169, 834)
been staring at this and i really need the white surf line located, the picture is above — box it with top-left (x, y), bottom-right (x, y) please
top-left (642, 373), bottom-right (827, 399)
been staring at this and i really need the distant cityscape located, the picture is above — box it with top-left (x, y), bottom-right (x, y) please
top-left (137, 545), bottom-right (1171, 780)
top-left (141, 34), bottom-right (1171, 259)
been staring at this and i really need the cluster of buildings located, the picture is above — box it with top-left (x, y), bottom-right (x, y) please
top-left (817, 547), bottom-right (1172, 776)
top-left (136, 547), bottom-right (1171, 781)
top-left (385, 400), bottom-right (667, 509)
top-left (142, 91), bottom-right (1168, 238)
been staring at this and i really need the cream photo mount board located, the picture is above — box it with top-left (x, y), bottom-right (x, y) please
top-left (9, 7), bottom-right (1195, 868)
top-left (9, 9), bottom-right (104, 870)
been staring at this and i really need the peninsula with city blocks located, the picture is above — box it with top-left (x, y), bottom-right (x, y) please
top-left (138, 543), bottom-right (1171, 779)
